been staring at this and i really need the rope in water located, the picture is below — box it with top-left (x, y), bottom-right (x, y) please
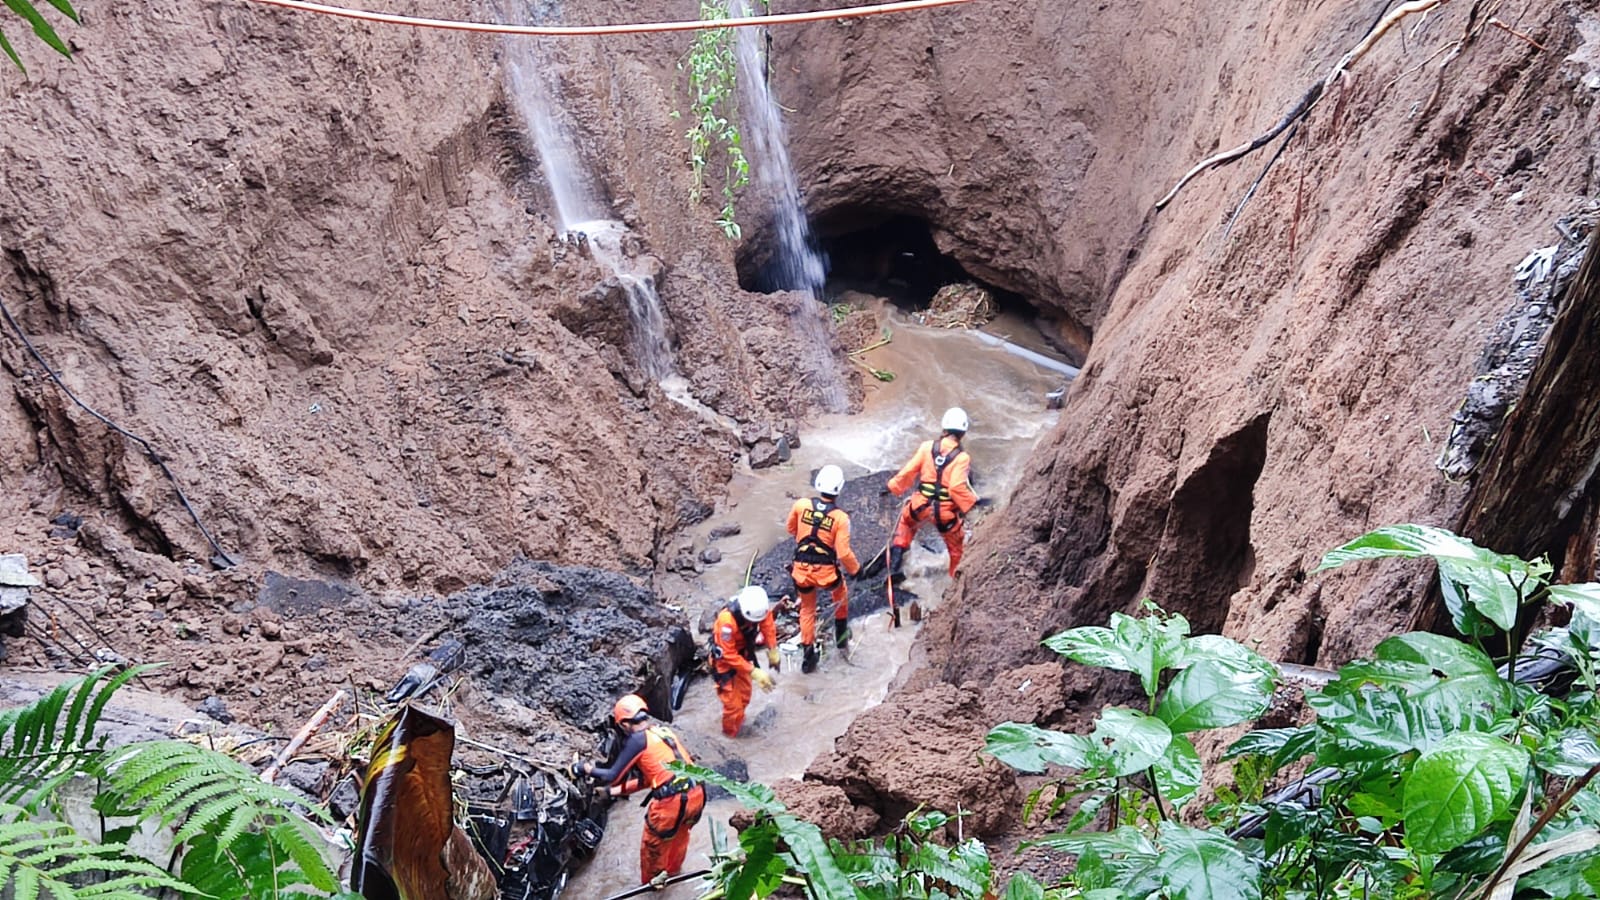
top-left (239, 0), bottom-right (978, 36)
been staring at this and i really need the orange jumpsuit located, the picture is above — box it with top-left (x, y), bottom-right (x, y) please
top-left (589, 725), bottom-right (707, 884)
top-left (786, 497), bottom-right (861, 647)
top-left (887, 435), bottom-right (978, 576)
top-left (710, 605), bottom-right (778, 737)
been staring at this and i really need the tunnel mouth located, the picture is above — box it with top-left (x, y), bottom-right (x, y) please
top-left (737, 207), bottom-right (1088, 364)
top-left (738, 209), bottom-right (1018, 310)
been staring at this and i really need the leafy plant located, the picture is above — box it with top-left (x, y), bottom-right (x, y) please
top-left (0, 667), bottom-right (345, 898)
top-left (986, 526), bottom-right (1600, 899)
top-left (2, 0), bottom-right (78, 71)
top-left (678, 0), bottom-right (752, 239)
top-left (675, 764), bottom-right (1050, 899)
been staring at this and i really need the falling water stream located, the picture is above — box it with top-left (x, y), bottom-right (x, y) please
top-left (563, 304), bottom-right (1073, 897)
top-left (730, 1), bottom-right (847, 413)
top-left (500, 13), bottom-right (679, 382)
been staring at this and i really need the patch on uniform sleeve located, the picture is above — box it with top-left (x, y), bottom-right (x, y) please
top-left (719, 626), bottom-right (734, 639)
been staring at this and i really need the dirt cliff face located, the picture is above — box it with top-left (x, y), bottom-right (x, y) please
top-left (4, 0), bottom-right (1600, 849)
top-left (0, 0), bottom-right (846, 608)
top-left (769, 0), bottom-right (1600, 832)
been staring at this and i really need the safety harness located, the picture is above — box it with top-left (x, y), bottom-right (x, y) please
top-left (709, 604), bottom-right (760, 687)
top-left (639, 727), bottom-right (703, 839)
top-left (916, 436), bottom-right (966, 533)
top-left (792, 497), bottom-right (840, 565)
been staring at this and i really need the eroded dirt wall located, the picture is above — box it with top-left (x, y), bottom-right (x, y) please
top-left (0, 0), bottom-right (834, 604)
top-left (774, 1), bottom-right (1600, 831)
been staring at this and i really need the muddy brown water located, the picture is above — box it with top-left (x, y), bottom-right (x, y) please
top-left (564, 304), bottom-right (1068, 897)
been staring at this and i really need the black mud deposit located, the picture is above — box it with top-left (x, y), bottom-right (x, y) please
top-left (450, 560), bottom-right (696, 728)
top-left (439, 561), bottom-right (698, 899)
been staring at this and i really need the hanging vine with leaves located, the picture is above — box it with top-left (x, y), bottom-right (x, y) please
top-left (678, 0), bottom-right (755, 239)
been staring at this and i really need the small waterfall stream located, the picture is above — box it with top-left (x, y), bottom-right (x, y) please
top-left (730, 2), bottom-right (848, 412)
top-left (500, 17), bottom-right (677, 381)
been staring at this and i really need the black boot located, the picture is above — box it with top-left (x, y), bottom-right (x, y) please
top-left (888, 545), bottom-right (906, 585)
top-left (801, 643), bottom-right (819, 673)
top-left (834, 617), bottom-right (850, 649)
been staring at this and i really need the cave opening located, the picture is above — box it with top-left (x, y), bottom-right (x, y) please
top-left (736, 209), bottom-right (1063, 348)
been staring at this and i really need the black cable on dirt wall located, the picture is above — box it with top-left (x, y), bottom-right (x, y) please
top-left (0, 292), bottom-right (236, 568)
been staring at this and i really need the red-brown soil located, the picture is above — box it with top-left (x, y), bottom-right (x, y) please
top-left (3, 0), bottom-right (1600, 861)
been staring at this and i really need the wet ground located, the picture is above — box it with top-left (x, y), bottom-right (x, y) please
top-left (563, 302), bottom-right (1070, 898)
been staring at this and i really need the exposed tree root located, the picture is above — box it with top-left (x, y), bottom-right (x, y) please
top-left (1155, 0), bottom-right (1452, 211)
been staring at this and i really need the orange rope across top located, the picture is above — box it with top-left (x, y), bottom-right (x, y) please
top-left (240, 0), bottom-right (980, 36)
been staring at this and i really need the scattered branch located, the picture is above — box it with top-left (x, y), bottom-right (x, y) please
top-left (1489, 16), bottom-right (1547, 52)
top-left (1156, 0), bottom-right (1452, 211)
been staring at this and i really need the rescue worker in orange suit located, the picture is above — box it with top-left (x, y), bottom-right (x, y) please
top-left (710, 585), bottom-right (779, 737)
top-left (886, 407), bottom-right (979, 622)
top-left (786, 464), bottom-right (860, 673)
top-left (572, 694), bottom-right (707, 887)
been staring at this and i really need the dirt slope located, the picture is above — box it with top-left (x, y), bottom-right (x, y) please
top-left (768, 0), bottom-right (1600, 831)
top-left (0, 2), bottom-right (848, 602)
top-left (3, 0), bottom-right (1599, 851)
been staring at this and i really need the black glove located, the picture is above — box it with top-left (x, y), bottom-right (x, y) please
top-left (569, 761), bottom-right (587, 781)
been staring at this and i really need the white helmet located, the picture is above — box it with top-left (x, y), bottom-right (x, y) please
top-left (941, 407), bottom-right (970, 433)
top-left (814, 465), bottom-right (845, 497)
top-left (735, 585), bottom-right (770, 620)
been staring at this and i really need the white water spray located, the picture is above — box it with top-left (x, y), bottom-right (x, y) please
top-left (499, 11), bottom-right (677, 381)
top-left (730, 1), bottom-right (848, 411)
top-left (565, 220), bottom-right (675, 381)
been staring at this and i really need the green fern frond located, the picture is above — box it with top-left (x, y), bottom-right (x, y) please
top-left (0, 667), bottom-right (151, 812)
top-left (0, 807), bottom-right (189, 900)
top-left (101, 739), bottom-right (322, 845)
top-left (269, 821), bottom-right (338, 893)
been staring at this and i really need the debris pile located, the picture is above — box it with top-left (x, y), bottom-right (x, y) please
top-left (916, 282), bottom-right (997, 330)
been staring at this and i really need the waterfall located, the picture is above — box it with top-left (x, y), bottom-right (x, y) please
top-left (729, 3), bottom-right (847, 411)
top-left (498, 10), bottom-right (676, 381)
top-left (567, 219), bottom-right (674, 382)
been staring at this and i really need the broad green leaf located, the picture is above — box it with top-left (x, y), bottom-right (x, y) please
top-left (3, 0), bottom-right (68, 57)
top-left (1346, 791), bottom-right (1403, 827)
top-left (1225, 726), bottom-right (1315, 771)
top-left (727, 818), bottom-right (787, 900)
top-left (1374, 633), bottom-right (1497, 678)
top-left (1329, 635), bottom-right (1510, 723)
top-left (1045, 610), bottom-right (1190, 698)
top-left (1025, 825), bottom-right (1157, 858)
top-left (773, 813), bottom-right (857, 900)
top-left (1316, 524), bottom-right (1544, 630)
top-left (1001, 871), bottom-right (1047, 900)
top-left (1180, 634), bottom-right (1279, 682)
top-left (1046, 623), bottom-right (1132, 670)
top-left (1317, 524), bottom-right (1526, 576)
top-left (1403, 732), bottom-right (1529, 854)
top-left (1090, 708), bottom-right (1172, 777)
top-left (1157, 659), bottom-right (1274, 733)
top-left (1155, 733), bottom-right (1202, 809)
top-left (985, 723), bottom-right (1092, 773)
top-left (1438, 557), bottom-right (1526, 632)
top-left (1536, 728), bottom-right (1600, 778)
top-left (1548, 584), bottom-right (1600, 630)
top-left (1309, 685), bottom-right (1455, 761)
top-left (1441, 572), bottom-right (1497, 638)
top-left (1147, 822), bottom-right (1262, 900)
top-left (1336, 658), bottom-right (1439, 690)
